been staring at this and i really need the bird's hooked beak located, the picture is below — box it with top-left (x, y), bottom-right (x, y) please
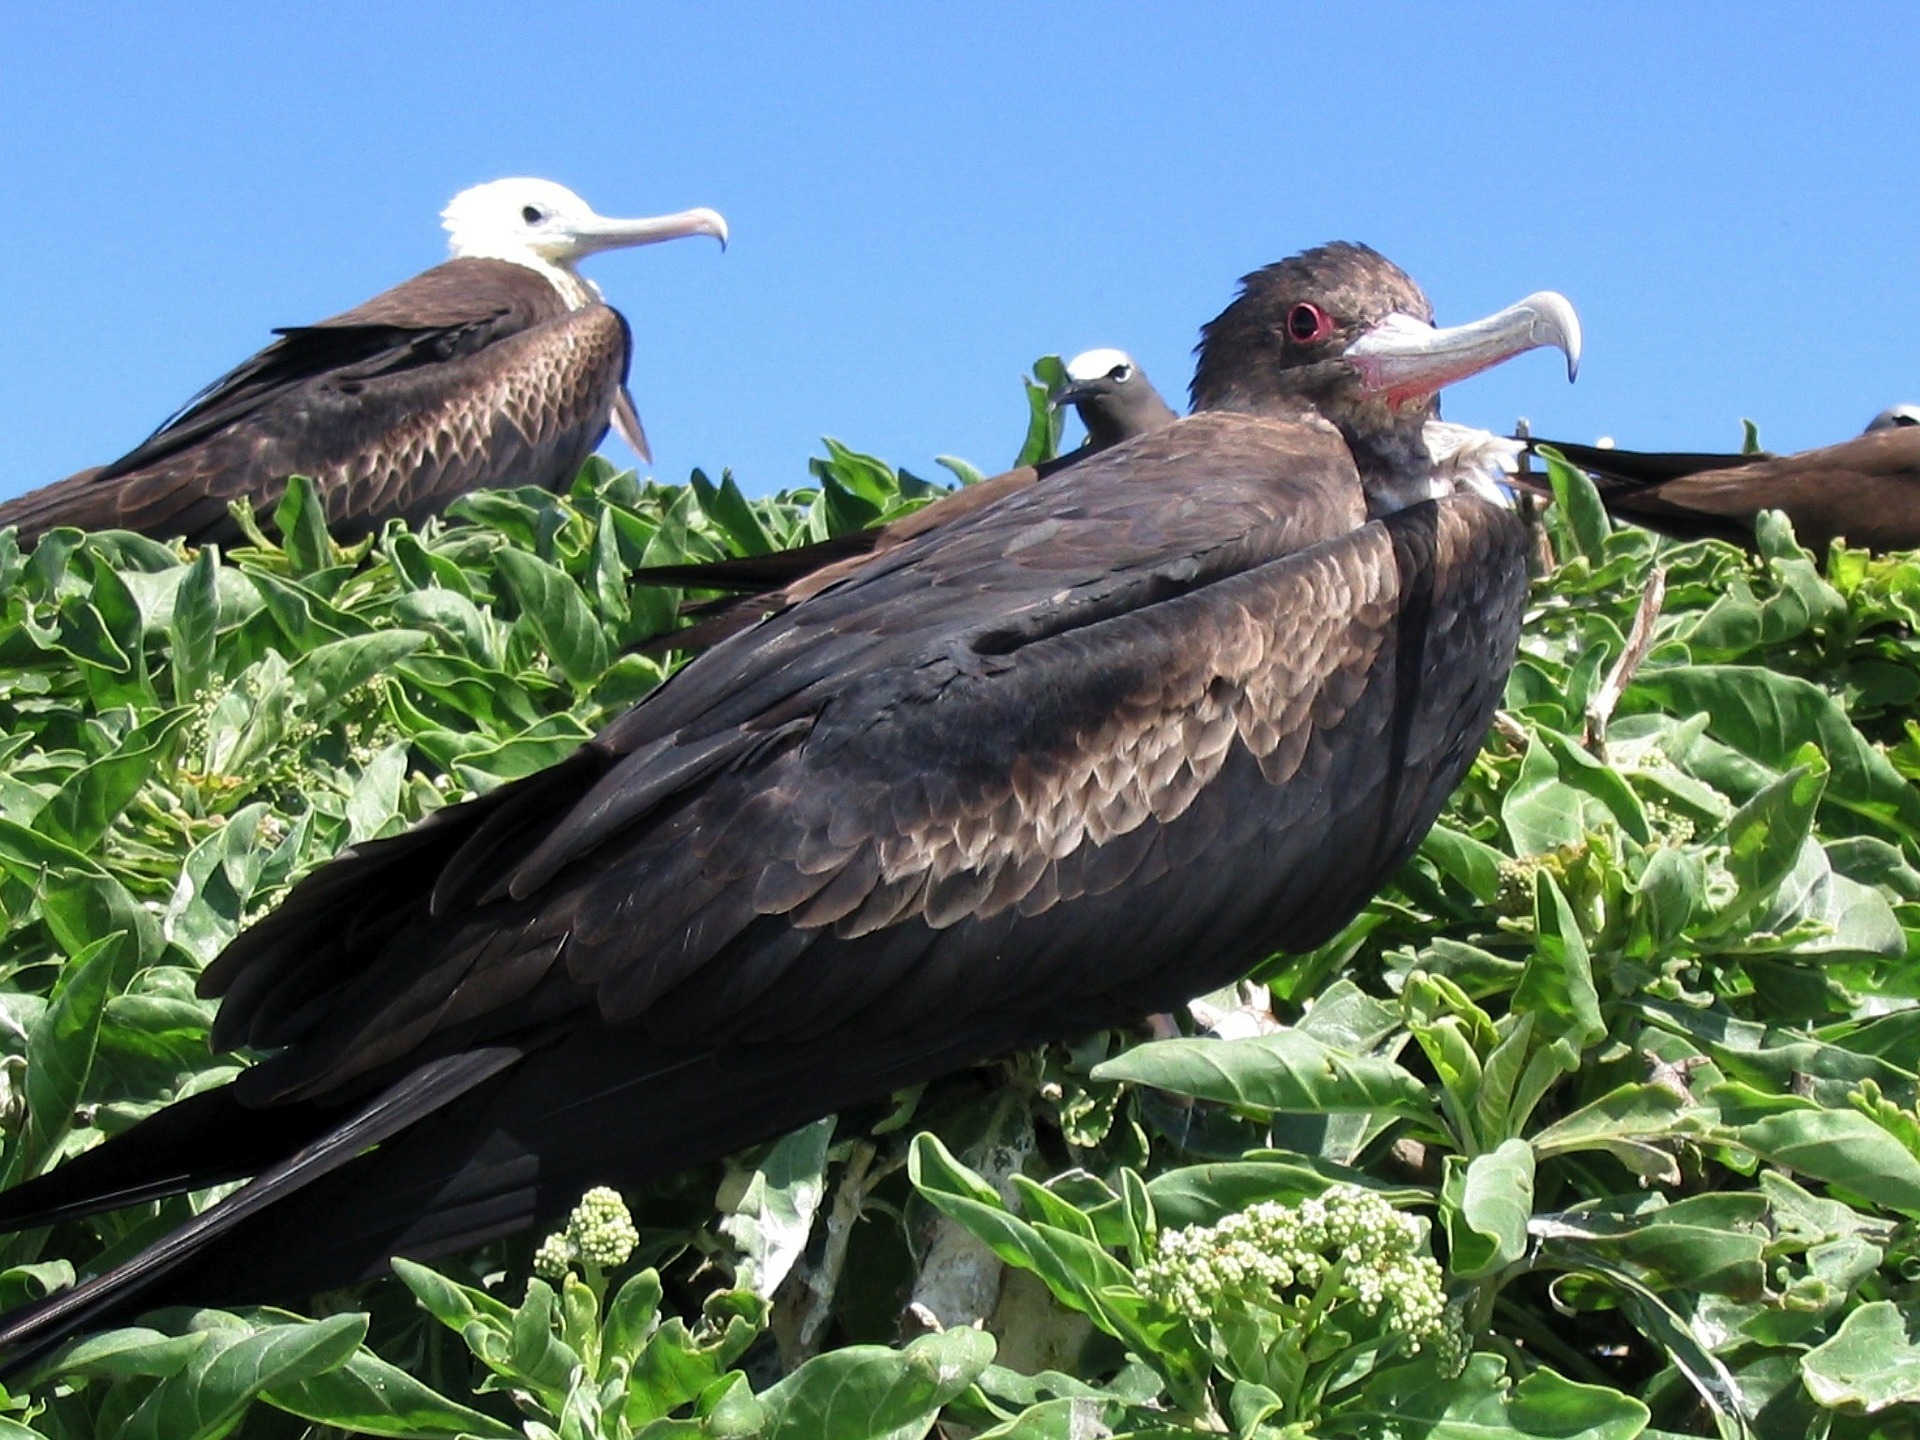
top-left (1344, 291), bottom-right (1581, 407)
top-left (569, 206), bottom-right (730, 257)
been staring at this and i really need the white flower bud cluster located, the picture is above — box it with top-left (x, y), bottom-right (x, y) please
top-left (1138, 1185), bottom-right (1452, 1354)
top-left (532, 1185), bottom-right (640, 1279)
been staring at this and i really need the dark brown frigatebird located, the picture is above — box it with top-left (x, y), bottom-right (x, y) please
top-left (1524, 408), bottom-right (1920, 553)
top-left (0, 243), bottom-right (1578, 1360)
top-left (629, 346), bottom-right (1184, 651)
top-left (0, 179), bottom-right (727, 549)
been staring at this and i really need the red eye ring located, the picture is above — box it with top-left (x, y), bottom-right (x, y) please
top-left (1286, 302), bottom-right (1334, 346)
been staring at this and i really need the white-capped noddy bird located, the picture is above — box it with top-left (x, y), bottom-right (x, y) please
top-left (0, 244), bottom-right (1578, 1362)
top-left (1053, 347), bottom-right (1181, 449)
top-left (0, 179), bottom-right (727, 548)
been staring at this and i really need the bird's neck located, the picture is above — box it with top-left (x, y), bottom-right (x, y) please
top-left (1343, 420), bottom-right (1443, 517)
top-left (452, 246), bottom-right (600, 310)
top-left (513, 257), bottom-right (600, 310)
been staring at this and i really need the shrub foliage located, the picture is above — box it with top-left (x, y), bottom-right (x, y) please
top-left (0, 396), bottom-right (1917, 1437)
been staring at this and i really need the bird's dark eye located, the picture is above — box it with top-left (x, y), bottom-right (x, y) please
top-left (521, 206), bottom-right (546, 225)
top-left (1287, 303), bottom-right (1334, 345)
top-left (1109, 364), bottom-right (1133, 382)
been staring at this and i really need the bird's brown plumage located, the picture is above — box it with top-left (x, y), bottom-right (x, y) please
top-left (1529, 427), bottom-right (1920, 553)
top-left (0, 259), bottom-right (630, 548)
top-left (0, 243), bottom-right (1556, 1359)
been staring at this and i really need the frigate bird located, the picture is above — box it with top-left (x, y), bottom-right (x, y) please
top-left (1525, 410), bottom-right (1920, 553)
top-left (0, 243), bottom-right (1578, 1360)
top-left (0, 179), bottom-right (727, 549)
top-left (629, 346), bottom-right (1184, 651)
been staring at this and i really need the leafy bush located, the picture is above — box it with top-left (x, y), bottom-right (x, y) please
top-left (0, 406), bottom-right (1918, 1438)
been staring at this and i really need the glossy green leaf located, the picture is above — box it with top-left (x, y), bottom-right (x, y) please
top-left (718, 1116), bottom-right (834, 1299)
top-left (1801, 1301), bottom-right (1920, 1413)
top-left (495, 547), bottom-right (610, 688)
top-left (754, 1326), bottom-right (995, 1440)
top-left (1441, 1139), bottom-right (1535, 1278)
top-left (1091, 1028), bottom-right (1435, 1120)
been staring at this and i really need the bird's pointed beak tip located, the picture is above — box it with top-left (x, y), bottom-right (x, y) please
top-left (1520, 291), bottom-right (1582, 384)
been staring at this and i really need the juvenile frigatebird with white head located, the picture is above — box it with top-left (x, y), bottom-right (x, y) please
top-left (0, 178), bottom-right (727, 548)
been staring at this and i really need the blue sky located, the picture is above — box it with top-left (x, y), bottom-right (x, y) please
top-left (2, 4), bottom-right (1915, 503)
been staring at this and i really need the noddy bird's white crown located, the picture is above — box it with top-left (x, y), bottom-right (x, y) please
top-left (1065, 348), bottom-right (1138, 384)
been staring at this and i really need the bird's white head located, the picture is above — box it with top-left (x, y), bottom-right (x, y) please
top-left (441, 178), bottom-right (728, 306)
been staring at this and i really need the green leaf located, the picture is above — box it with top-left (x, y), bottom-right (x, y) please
top-left (117, 1313), bottom-right (367, 1440)
top-left (1146, 1159), bottom-right (1421, 1230)
top-left (602, 1267), bottom-right (664, 1379)
top-left (624, 1290), bottom-right (769, 1426)
top-left (1013, 357), bottom-right (1067, 469)
top-left (1717, 746), bottom-right (1828, 923)
top-left (1442, 1139), bottom-right (1535, 1278)
top-left (1421, 823), bottom-right (1507, 904)
top-left (1539, 447), bottom-right (1613, 565)
top-left (1344, 1351), bottom-right (1649, 1439)
top-left (1091, 1029), bottom-right (1436, 1121)
top-left (1631, 665), bottom-right (1920, 842)
top-left (689, 468), bottom-right (775, 556)
top-left (273, 474), bottom-right (339, 574)
top-left (264, 1342), bottom-right (520, 1437)
top-left (290, 630), bottom-right (430, 712)
top-left (1800, 1300), bottom-right (1920, 1414)
top-left (37, 707), bottom-right (193, 852)
top-left (169, 545), bottom-right (220, 702)
top-left (1531, 1083), bottom-right (1710, 1165)
top-left (390, 1255), bottom-right (515, 1336)
top-left (9, 932), bottom-right (122, 1185)
top-left (1735, 1109), bottom-right (1920, 1217)
top-left (909, 1135), bottom-right (1206, 1407)
top-left (1502, 736), bottom-right (1619, 855)
top-left (754, 1326), bottom-right (995, 1440)
top-left (1535, 1194), bottom-right (1768, 1298)
top-left (1627, 847), bottom-right (1704, 956)
top-left (1517, 873), bottom-right (1604, 1050)
top-left (718, 1116), bottom-right (834, 1299)
top-left (496, 547), bottom-right (611, 688)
